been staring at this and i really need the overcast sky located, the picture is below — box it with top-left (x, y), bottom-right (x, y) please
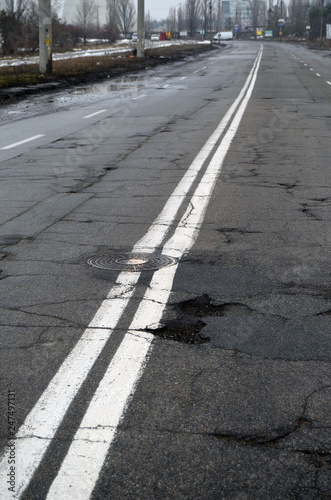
top-left (57, 0), bottom-right (175, 23)
top-left (145, 0), bottom-right (176, 20)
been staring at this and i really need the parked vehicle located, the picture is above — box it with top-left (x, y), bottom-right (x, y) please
top-left (131, 33), bottom-right (138, 42)
top-left (213, 31), bottom-right (233, 41)
top-left (151, 34), bottom-right (159, 41)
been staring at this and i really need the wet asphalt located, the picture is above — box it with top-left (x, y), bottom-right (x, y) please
top-left (0, 41), bottom-right (331, 498)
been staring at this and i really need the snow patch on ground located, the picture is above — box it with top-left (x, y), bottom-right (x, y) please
top-left (0, 40), bottom-right (210, 68)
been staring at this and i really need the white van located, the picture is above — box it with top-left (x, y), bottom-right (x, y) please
top-left (213, 31), bottom-right (233, 41)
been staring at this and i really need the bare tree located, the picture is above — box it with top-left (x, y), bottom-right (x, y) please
top-left (250, 0), bottom-right (266, 37)
top-left (216, 0), bottom-right (221, 34)
top-left (177, 4), bottom-right (185, 32)
top-left (185, 0), bottom-right (201, 36)
top-left (145, 10), bottom-right (154, 31)
top-left (288, 0), bottom-right (307, 34)
top-left (23, 0), bottom-right (39, 50)
top-left (0, 0), bottom-right (26, 54)
top-left (106, 0), bottom-right (118, 27)
top-left (117, 0), bottom-right (136, 36)
top-left (201, 0), bottom-right (209, 37)
top-left (105, 0), bottom-right (119, 41)
top-left (167, 6), bottom-right (177, 32)
top-left (5, 0), bottom-right (25, 20)
top-left (51, 0), bottom-right (64, 16)
top-left (76, 0), bottom-right (99, 43)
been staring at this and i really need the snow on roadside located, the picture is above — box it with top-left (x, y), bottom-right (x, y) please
top-left (0, 40), bottom-right (210, 68)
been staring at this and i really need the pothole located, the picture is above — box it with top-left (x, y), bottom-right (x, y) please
top-left (179, 294), bottom-right (253, 317)
top-left (87, 253), bottom-right (177, 272)
top-left (148, 318), bottom-right (208, 344)
top-left (150, 295), bottom-right (253, 344)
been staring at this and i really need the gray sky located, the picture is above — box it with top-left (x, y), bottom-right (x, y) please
top-left (145, 0), bottom-right (176, 20)
top-left (57, 0), bottom-right (174, 23)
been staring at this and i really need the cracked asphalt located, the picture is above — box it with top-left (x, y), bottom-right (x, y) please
top-left (0, 41), bottom-right (331, 498)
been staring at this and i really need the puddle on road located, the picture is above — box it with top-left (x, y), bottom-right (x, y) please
top-left (71, 76), bottom-right (146, 95)
top-left (0, 72), bottom-right (163, 124)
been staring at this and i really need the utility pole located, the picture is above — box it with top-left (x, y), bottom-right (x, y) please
top-left (209, 0), bottom-right (213, 45)
top-left (218, 0), bottom-right (221, 44)
top-left (137, 0), bottom-right (145, 58)
top-left (39, 0), bottom-right (52, 74)
top-left (320, 0), bottom-right (324, 47)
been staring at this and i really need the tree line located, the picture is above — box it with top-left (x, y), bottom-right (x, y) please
top-left (0, 0), bottom-right (137, 55)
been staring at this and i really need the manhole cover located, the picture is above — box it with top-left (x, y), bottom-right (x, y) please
top-left (87, 253), bottom-right (177, 272)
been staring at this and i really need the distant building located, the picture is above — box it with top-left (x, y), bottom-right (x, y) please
top-left (221, 0), bottom-right (253, 30)
top-left (221, 0), bottom-right (268, 31)
top-left (235, 0), bottom-right (253, 28)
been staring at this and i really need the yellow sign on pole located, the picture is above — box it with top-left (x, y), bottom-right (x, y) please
top-left (45, 37), bottom-right (50, 45)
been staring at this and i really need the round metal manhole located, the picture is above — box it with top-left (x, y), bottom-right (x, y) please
top-left (87, 253), bottom-right (177, 272)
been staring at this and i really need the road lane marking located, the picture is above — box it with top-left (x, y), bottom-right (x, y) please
top-left (133, 51), bottom-right (263, 254)
top-left (46, 330), bottom-right (154, 500)
top-left (132, 94), bottom-right (147, 100)
top-left (0, 46), bottom-right (263, 499)
top-left (327, 81), bottom-right (331, 86)
top-left (0, 134), bottom-right (45, 150)
top-left (83, 109), bottom-right (106, 119)
top-left (180, 76), bottom-right (186, 80)
top-left (316, 73), bottom-right (321, 77)
top-left (47, 46), bottom-right (264, 500)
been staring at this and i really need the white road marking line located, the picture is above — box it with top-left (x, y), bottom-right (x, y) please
top-left (0, 134), bottom-right (45, 150)
top-left (83, 109), bottom-right (106, 119)
top-left (163, 84), bottom-right (170, 88)
top-left (180, 76), bottom-right (186, 80)
top-left (0, 46), bottom-right (263, 499)
top-left (47, 46), bottom-right (263, 500)
top-left (134, 51), bottom-right (262, 253)
top-left (327, 81), bottom-right (331, 86)
top-left (310, 68), bottom-right (314, 71)
top-left (316, 73), bottom-right (321, 77)
top-left (46, 330), bottom-right (154, 500)
top-left (132, 94), bottom-right (147, 100)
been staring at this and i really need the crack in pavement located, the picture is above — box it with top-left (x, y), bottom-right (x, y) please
top-left (211, 417), bottom-right (311, 447)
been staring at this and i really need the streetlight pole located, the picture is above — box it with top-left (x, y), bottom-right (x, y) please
top-left (218, 0), bottom-right (221, 44)
top-left (137, 0), bottom-right (145, 58)
top-left (320, 0), bottom-right (324, 47)
top-left (39, 0), bottom-right (52, 75)
top-left (209, 0), bottom-right (213, 45)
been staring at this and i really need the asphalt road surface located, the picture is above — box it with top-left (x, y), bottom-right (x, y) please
top-left (0, 41), bottom-right (331, 499)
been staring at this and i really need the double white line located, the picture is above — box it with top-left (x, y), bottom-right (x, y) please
top-left (0, 46), bottom-right (263, 499)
